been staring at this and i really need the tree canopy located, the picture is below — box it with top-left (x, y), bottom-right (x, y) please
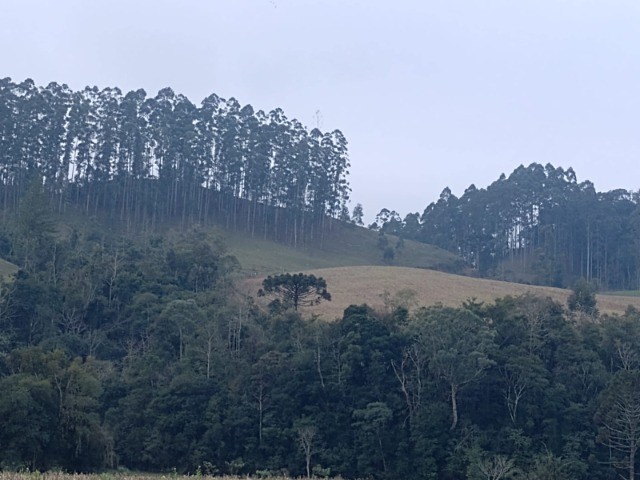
top-left (0, 215), bottom-right (638, 479)
top-left (372, 163), bottom-right (640, 290)
top-left (258, 273), bottom-right (331, 310)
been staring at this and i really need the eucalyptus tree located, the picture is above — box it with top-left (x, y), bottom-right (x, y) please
top-left (633, 197), bottom-right (640, 289)
top-left (148, 87), bottom-right (178, 218)
top-left (419, 187), bottom-right (459, 250)
top-left (3, 79), bottom-right (43, 207)
top-left (0, 78), bottom-right (18, 210)
top-left (172, 93), bottom-right (200, 223)
top-left (307, 127), bottom-right (328, 237)
top-left (285, 119), bottom-right (312, 246)
top-left (327, 129), bottom-right (351, 219)
top-left (266, 107), bottom-right (297, 240)
top-left (413, 163), bottom-right (639, 289)
top-left (196, 92), bottom-right (223, 219)
top-left (38, 82), bottom-right (72, 203)
top-left (214, 97), bottom-right (244, 225)
top-left (351, 203), bottom-right (364, 226)
top-left (115, 88), bottom-right (150, 223)
top-left (93, 87), bottom-right (123, 212)
top-left (66, 87), bottom-right (99, 208)
top-left (241, 108), bottom-right (271, 235)
top-left (318, 130), bottom-right (350, 223)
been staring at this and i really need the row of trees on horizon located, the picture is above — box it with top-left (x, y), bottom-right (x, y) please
top-left (0, 77), bottom-right (350, 245)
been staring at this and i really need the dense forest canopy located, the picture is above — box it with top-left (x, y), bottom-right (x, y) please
top-left (373, 163), bottom-right (640, 290)
top-left (0, 77), bottom-right (350, 245)
top-left (1, 209), bottom-right (640, 479)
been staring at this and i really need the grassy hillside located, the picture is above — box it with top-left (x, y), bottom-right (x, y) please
top-left (45, 207), bottom-right (465, 278)
top-left (10, 208), bottom-right (639, 320)
top-left (242, 265), bottom-right (640, 319)
top-left (226, 222), bottom-right (465, 276)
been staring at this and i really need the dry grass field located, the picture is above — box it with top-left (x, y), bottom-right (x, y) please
top-left (242, 265), bottom-right (640, 320)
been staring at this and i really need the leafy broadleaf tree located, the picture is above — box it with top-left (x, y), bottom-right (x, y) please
top-left (567, 278), bottom-right (598, 316)
top-left (258, 273), bottom-right (331, 311)
top-left (410, 306), bottom-right (495, 430)
top-left (352, 401), bottom-right (393, 475)
top-left (0, 371), bottom-right (57, 469)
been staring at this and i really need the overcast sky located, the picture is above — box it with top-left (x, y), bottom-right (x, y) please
top-left (2, 0), bottom-right (639, 221)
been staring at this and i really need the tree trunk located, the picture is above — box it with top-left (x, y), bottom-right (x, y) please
top-left (377, 431), bottom-right (387, 473)
top-left (450, 383), bottom-right (459, 430)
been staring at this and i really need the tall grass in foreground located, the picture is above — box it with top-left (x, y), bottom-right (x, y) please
top-left (0, 474), bottom-right (335, 480)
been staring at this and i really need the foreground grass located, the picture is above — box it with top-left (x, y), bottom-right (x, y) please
top-left (0, 474), bottom-right (320, 480)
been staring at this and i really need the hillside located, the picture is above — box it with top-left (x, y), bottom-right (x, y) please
top-left (12, 205), bottom-right (639, 321)
top-left (226, 221), bottom-right (465, 276)
top-left (42, 208), bottom-right (640, 319)
top-left (39, 205), bottom-right (465, 277)
top-left (242, 265), bottom-right (640, 319)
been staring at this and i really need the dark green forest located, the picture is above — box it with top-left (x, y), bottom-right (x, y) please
top-left (372, 163), bottom-right (640, 291)
top-left (2, 78), bottom-right (640, 479)
top-left (1, 206), bottom-right (640, 479)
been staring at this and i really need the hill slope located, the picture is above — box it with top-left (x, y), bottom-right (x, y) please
top-left (22, 208), bottom-right (640, 319)
top-left (242, 265), bottom-right (640, 319)
top-left (41, 205), bottom-right (465, 277)
top-left (226, 222), bottom-right (465, 275)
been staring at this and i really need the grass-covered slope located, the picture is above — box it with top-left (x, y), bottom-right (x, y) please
top-left (226, 222), bottom-right (465, 276)
top-left (242, 265), bottom-right (640, 319)
top-left (48, 207), bottom-right (465, 278)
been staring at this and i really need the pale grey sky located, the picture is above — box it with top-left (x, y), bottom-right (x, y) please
top-left (2, 0), bottom-right (639, 221)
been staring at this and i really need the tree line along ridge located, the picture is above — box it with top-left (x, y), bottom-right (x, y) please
top-left (0, 77), bottom-right (350, 246)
